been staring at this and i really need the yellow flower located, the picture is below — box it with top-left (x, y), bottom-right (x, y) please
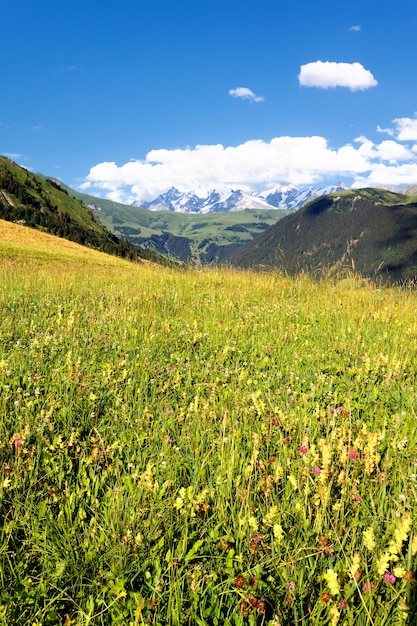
top-left (263, 505), bottom-right (279, 526)
top-left (273, 524), bottom-right (284, 544)
top-left (363, 527), bottom-right (376, 551)
top-left (351, 552), bottom-right (361, 578)
top-left (330, 605), bottom-right (340, 626)
top-left (388, 514), bottom-right (412, 556)
top-left (393, 566), bottom-right (406, 579)
top-left (288, 475), bottom-right (297, 490)
top-left (377, 552), bottom-right (396, 576)
top-left (323, 569), bottom-right (340, 596)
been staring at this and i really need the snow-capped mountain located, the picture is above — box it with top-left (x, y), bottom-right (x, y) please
top-left (139, 183), bottom-right (349, 213)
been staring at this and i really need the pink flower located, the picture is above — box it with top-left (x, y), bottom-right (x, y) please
top-left (349, 449), bottom-right (357, 459)
top-left (363, 581), bottom-right (375, 593)
top-left (285, 581), bottom-right (296, 591)
top-left (14, 440), bottom-right (23, 448)
top-left (383, 572), bottom-right (396, 584)
top-left (312, 467), bottom-right (321, 474)
top-left (299, 445), bottom-right (308, 454)
top-left (167, 410), bottom-right (173, 416)
top-left (252, 536), bottom-right (262, 543)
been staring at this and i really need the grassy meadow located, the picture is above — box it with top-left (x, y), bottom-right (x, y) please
top-left (1, 220), bottom-right (417, 625)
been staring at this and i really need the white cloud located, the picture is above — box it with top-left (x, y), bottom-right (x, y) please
top-left (354, 136), bottom-right (414, 162)
top-left (229, 87), bottom-right (264, 102)
top-left (80, 125), bottom-right (417, 203)
top-left (392, 116), bottom-right (417, 141)
top-left (377, 125), bottom-right (395, 137)
top-left (298, 61), bottom-right (378, 91)
top-left (349, 25), bottom-right (361, 32)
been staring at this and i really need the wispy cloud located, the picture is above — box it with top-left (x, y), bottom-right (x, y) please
top-left (349, 25), bottom-right (361, 32)
top-left (229, 87), bottom-right (264, 102)
top-left (377, 115), bottom-right (417, 141)
top-left (80, 116), bottom-right (417, 203)
top-left (298, 61), bottom-right (377, 91)
top-left (3, 152), bottom-right (23, 159)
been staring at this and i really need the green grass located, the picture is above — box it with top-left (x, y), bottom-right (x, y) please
top-left (1, 226), bottom-right (416, 625)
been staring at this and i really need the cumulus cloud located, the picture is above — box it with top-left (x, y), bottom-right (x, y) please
top-left (349, 25), bottom-right (361, 32)
top-left (229, 87), bottom-right (264, 102)
top-left (80, 123), bottom-right (417, 203)
top-left (298, 61), bottom-right (378, 91)
top-left (392, 116), bottom-right (417, 141)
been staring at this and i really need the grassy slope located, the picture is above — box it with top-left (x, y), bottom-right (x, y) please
top-left (0, 156), bottom-right (175, 266)
top-left (1, 227), bottom-right (416, 624)
top-left (0, 219), bottom-right (137, 268)
top-left (229, 187), bottom-right (417, 282)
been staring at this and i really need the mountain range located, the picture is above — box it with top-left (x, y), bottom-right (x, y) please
top-left (3, 154), bottom-right (417, 282)
top-left (139, 183), bottom-right (349, 213)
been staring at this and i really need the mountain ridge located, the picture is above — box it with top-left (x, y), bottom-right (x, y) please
top-left (138, 183), bottom-right (349, 213)
top-left (227, 187), bottom-right (417, 282)
top-left (0, 156), bottom-right (175, 266)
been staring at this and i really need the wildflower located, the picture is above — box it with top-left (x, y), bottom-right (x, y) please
top-left (387, 514), bottom-right (412, 556)
top-left (285, 581), bottom-right (296, 591)
top-left (248, 576), bottom-right (257, 587)
top-left (273, 524), bottom-right (284, 544)
top-left (248, 516), bottom-right (258, 532)
top-left (338, 599), bottom-right (348, 610)
top-left (167, 410), bottom-right (173, 415)
top-left (262, 505), bottom-right (278, 526)
top-left (288, 475), bottom-right (298, 490)
top-left (256, 600), bottom-right (266, 613)
top-left (363, 527), bottom-right (376, 551)
top-left (330, 605), bottom-right (340, 626)
top-left (312, 467), bottom-right (321, 474)
top-left (377, 552), bottom-right (394, 576)
top-left (348, 449), bottom-right (357, 459)
top-left (351, 552), bottom-right (361, 579)
top-left (323, 569), bottom-right (340, 596)
top-left (393, 566), bottom-right (406, 579)
top-left (404, 571), bottom-right (414, 582)
top-left (383, 572), bottom-right (396, 584)
top-left (239, 601), bottom-right (250, 616)
top-left (235, 574), bottom-right (245, 588)
top-left (320, 592), bottom-right (331, 603)
top-left (363, 581), bottom-right (375, 593)
top-left (299, 445), bottom-right (308, 454)
top-left (174, 497), bottom-right (183, 510)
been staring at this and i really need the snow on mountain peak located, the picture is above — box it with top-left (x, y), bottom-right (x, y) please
top-left (137, 183), bottom-right (348, 213)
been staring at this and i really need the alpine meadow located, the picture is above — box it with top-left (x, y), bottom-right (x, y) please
top-left (1, 220), bottom-right (416, 625)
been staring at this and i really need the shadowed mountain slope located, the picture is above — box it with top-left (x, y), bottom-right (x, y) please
top-left (0, 156), bottom-right (174, 265)
top-left (228, 188), bottom-right (417, 282)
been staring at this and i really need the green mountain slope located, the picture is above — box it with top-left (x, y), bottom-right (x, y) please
top-left (228, 187), bottom-right (417, 282)
top-left (0, 156), bottom-right (173, 265)
top-left (60, 185), bottom-right (291, 264)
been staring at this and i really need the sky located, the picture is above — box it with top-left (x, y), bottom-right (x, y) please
top-left (2, 0), bottom-right (417, 204)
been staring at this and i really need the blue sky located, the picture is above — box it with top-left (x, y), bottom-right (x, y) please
top-left (2, 0), bottom-right (417, 203)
